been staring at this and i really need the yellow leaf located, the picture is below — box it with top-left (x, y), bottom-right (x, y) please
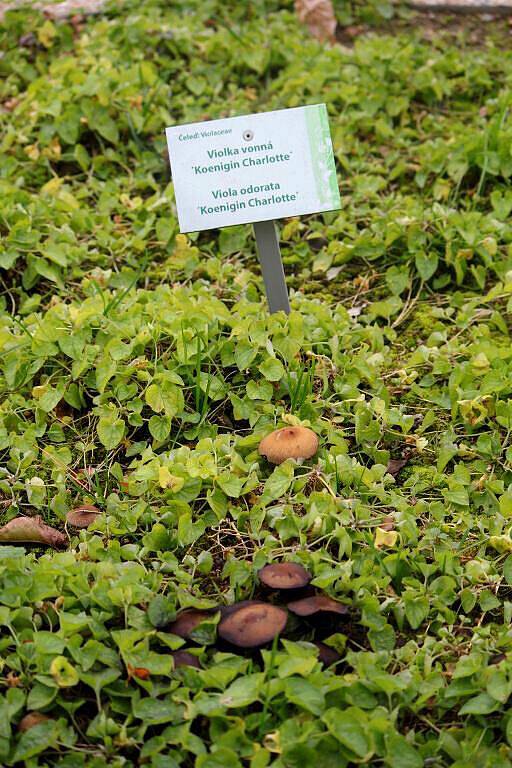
top-left (282, 413), bottom-right (303, 427)
top-left (406, 434), bottom-right (428, 452)
top-left (374, 527), bottom-right (398, 549)
top-left (37, 20), bottom-right (56, 48)
top-left (58, 190), bottom-right (80, 210)
top-left (50, 656), bottom-right (79, 687)
top-left (481, 236), bottom-right (497, 256)
top-left (472, 353), bottom-right (490, 372)
top-left (281, 218), bottom-right (302, 240)
top-left (488, 535), bottom-right (512, 554)
top-left (41, 177), bottom-right (63, 196)
top-left (42, 137), bottom-right (61, 160)
top-left (158, 466), bottom-right (184, 492)
top-left (458, 398), bottom-right (489, 427)
top-left (456, 248), bottom-right (473, 262)
top-left (174, 233), bottom-right (189, 251)
top-left (25, 144), bottom-right (40, 161)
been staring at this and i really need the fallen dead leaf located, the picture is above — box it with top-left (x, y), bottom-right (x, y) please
top-left (386, 458), bottom-right (409, 478)
top-left (2, 97), bottom-right (21, 112)
top-left (0, 516), bottom-right (67, 548)
top-left (294, 0), bottom-right (337, 43)
top-left (18, 712), bottom-right (51, 732)
top-left (6, 672), bottom-right (22, 687)
top-left (348, 305), bottom-right (364, 319)
top-left (326, 266), bottom-right (343, 281)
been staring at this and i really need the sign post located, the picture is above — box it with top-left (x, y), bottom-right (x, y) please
top-left (165, 104), bottom-right (340, 313)
top-left (253, 220), bottom-right (290, 314)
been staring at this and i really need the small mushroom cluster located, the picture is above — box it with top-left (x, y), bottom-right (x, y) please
top-left (167, 561), bottom-right (347, 668)
top-left (165, 429), bottom-right (340, 667)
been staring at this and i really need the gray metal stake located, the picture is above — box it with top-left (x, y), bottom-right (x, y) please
top-left (253, 220), bottom-right (290, 314)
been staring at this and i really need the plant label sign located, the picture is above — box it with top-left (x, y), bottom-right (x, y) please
top-left (165, 104), bottom-right (340, 314)
top-left (165, 104), bottom-right (340, 233)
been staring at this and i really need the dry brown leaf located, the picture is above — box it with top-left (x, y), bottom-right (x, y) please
top-left (18, 712), bottom-right (51, 732)
top-left (295, 0), bottom-right (337, 43)
top-left (380, 515), bottom-right (395, 532)
top-left (2, 97), bottom-right (21, 112)
top-left (0, 516), bottom-right (67, 548)
top-left (386, 458), bottom-right (409, 478)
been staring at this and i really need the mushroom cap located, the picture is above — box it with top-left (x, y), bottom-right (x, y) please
top-left (168, 609), bottom-right (212, 639)
top-left (172, 650), bottom-right (201, 669)
top-left (287, 595), bottom-right (349, 617)
top-left (66, 505), bottom-right (100, 528)
top-left (18, 712), bottom-right (50, 732)
top-left (218, 601), bottom-right (288, 648)
top-left (258, 426), bottom-right (319, 465)
top-left (258, 562), bottom-right (311, 590)
top-left (314, 641), bottom-right (341, 666)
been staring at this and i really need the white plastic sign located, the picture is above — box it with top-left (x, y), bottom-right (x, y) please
top-left (165, 104), bottom-right (340, 233)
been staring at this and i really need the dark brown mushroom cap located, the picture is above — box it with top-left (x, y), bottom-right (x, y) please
top-left (18, 712), bottom-right (51, 732)
top-left (314, 641), bottom-right (341, 666)
top-left (258, 426), bottom-right (319, 465)
top-left (219, 600), bottom-right (254, 618)
top-left (168, 609), bottom-right (213, 639)
top-left (258, 562), bottom-right (311, 590)
top-left (66, 505), bottom-right (100, 528)
top-left (287, 595), bottom-right (349, 617)
top-left (218, 601), bottom-right (288, 648)
top-left (172, 650), bottom-right (201, 669)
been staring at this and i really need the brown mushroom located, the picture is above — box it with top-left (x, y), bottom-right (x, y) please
top-left (219, 600), bottom-right (259, 620)
top-left (172, 650), bottom-right (201, 669)
top-left (18, 712), bottom-right (51, 732)
top-left (314, 641), bottom-right (341, 666)
top-left (168, 609), bottom-right (213, 639)
top-left (218, 601), bottom-right (288, 648)
top-left (258, 562), bottom-right (311, 590)
top-left (287, 595), bottom-right (349, 617)
top-left (258, 426), bottom-right (319, 465)
top-left (66, 505), bottom-right (100, 528)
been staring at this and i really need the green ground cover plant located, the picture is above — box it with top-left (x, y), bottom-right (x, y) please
top-left (2, 0), bottom-right (512, 765)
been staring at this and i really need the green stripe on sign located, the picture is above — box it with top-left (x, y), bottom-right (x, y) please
top-left (305, 104), bottom-right (340, 210)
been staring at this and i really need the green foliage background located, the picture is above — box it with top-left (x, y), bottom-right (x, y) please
top-left (2, 0), bottom-right (512, 766)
